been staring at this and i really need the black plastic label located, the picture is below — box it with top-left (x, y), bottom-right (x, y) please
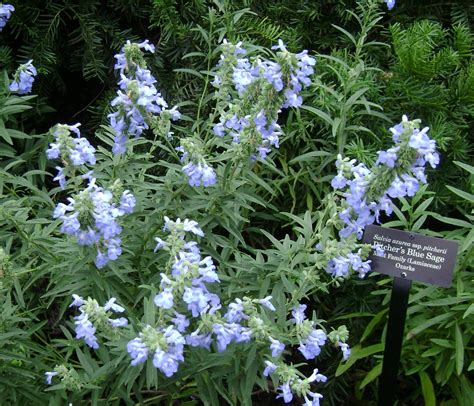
top-left (362, 225), bottom-right (458, 287)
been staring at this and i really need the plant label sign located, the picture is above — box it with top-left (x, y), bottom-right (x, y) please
top-left (362, 225), bottom-right (458, 287)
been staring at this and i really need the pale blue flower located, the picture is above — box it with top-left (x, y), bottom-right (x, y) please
top-left (387, 176), bottom-right (407, 198)
top-left (308, 368), bottom-right (327, 383)
top-left (74, 311), bottom-right (99, 349)
top-left (53, 166), bottom-right (66, 190)
top-left (104, 297), bottom-right (125, 313)
top-left (108, 317), bottom-right (128, 328)
top-left (127, 337), bottom-right (149, 366)
top-left (69, 294), bottom-right (85, 308)
top-left (45, 371), bottom-right (58, 385)
top-left (0, 4), bottom-right (14, 31)
top-left (291, 304), bottom-right (307, 324)
top-left (276, 382), bottom-right (293, 403)
top-left (213, 122), bottom-right (225, 137)
top-left (9, 60), bottom-right (37, 94)
top-left (303, 392), bottom-right (324, 406)
top-left (183, 287), bottom-right (211, 317)
top-left (152, 349), bottom-right (180, 377)
top-left (186, 330), bottom-right (212, 349)
top-left (154, 288), bottom-right (174, 309)
top-left (263, 360), bottom-right (277, 377)
top-left (331, 174), bottom-right (347, 189)
top-left (95, 250), bottom-right (108, 269)
top-left (60, 212), bottom-right (80, 235)
top-left (182, 219), bottom-right (204, 236)
top-left (269, 337), bottom-right (285, 357)
top-left (376, 147), bottom-right (399, 168)
top-left (385, 0), bottom-right (395, 10)
top-left (225, 298), bottom-right (246, 323)
top-left (298, 329), bottom-right (327, 360)
top-left (339, 342), bottom-right (351, 360)
top-left (213, 323), bottom-right (241, 352)
top-left (258, 296), bottom-right (276, 311)
top-left (171, 312), bottom-right (190, 332)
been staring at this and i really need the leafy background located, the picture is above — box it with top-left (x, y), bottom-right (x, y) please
top-left (0, 0), bottom-right (473, 404)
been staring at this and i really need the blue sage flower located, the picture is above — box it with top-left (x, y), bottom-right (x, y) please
top-left (74, 311), bottom-right (99, 349)
top-left (385, 0), bottom-right (395, 10)
top-left (127, 337), bottom-right (149, 366)
top-left (276, 382), bottom-right (293, 403)
top-left (269, 337), bottom-right (285, 357)
top-left (263, 360), bottom-right (277, 377)
top-left (0, 3), bottom-right (14, 30)
top-left (44, 371), bottom-right (58, 385)
top-left (298, 328), bottom-right (327, 360)
top-left (303, 391), bottom-right (324, 406)
top-left (109, 41), bottom-right (179, 154)
top-left (127, 325), bottom-right (185, 377)
top-left (339, 341), bottom-right (351, 361)
top-left (9, 60), bottom-right (37, 94)
top-left (291, 304), bottom-right (307, 324)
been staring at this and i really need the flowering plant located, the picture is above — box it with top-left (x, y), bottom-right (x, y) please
top-left (1, 2), bottom-right (454, 405)
top-left (37, 38), bottom-right (438, 405)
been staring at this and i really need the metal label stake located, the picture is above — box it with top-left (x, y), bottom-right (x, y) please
top-left (377, 276), bottom-right (412, 406)
top-left (362, 225), bottom-right (459, 406)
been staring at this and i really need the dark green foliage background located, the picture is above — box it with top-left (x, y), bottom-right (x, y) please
top-left (0, 0), bottom-right (472, 405)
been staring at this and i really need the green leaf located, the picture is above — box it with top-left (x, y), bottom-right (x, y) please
top-left (0, 119), bottom-right (12, 144)
top-left (289, 150), bottom-right (331, 164)
top-left (345, 87), bottom-right (369, 108)
top-left (414, 197), bottom-right (434, 216)
top-left (335, 343), bottom-right (384, 376)
top-left (454, 160), bottom-right (474, 175)
top-left (0, 104), bottom-right (32, 115)
top-left (332, 24), bottom-right (357, 47)
top-left (332, 117), bottom-right (341, 138)
top-left (454, 323), bottom-right (464, 375)
top-left (419, 371), bottom-right (436, 406)
top-left (406, 313), bottom-right (451, 339)
top-left (430, 213), bottom-right (472, 228)
top-left (412, 214), bottom-right (428, 232)
top-left (391, 204), bottom-right (407, 225)
top-left (300, 105), bottom-right (333, 126)
top-left (361, 309), bottom-right (388, 342)
top-left (463, 303), bottom-right (474, 319)
top-left (446, 185), bottom-right (474, 203)
top-left (173, 68), bottom-right (204, 79)
top-left (359, 362), bottom-right (382, 389)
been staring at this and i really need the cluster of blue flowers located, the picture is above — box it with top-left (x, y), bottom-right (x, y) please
top-left (45, 214), bottom-right (350, 402)
top-left (39, 38), bottom-right (355, 403)
top-left (126, 217), bottom-right (222, 374)
top-left (333, 116), bottom-right (439, 238)
top-left (271, 367), bottom-right (326, 406)
top-left (0, 3), bottom-right (14, 31)
top-left (325, 249), bottom-right (372, 279)
top-left (262, 310), bottom-right (350, 406)
top-left (46, 123), bottom-right (96, 189)
top-left (123, 217), bottom-right (350, 404)
top-left (291, 304), bottom-right (328, 360)
top-left (325, 116), bottom-right (439, 279)
top-left (47, 124), bottom-right (135, 268)
top-left (127, 325), bottom-right (185, 377)
top-left (53, 177), bottom-right (135, 268)
top-left (9, 60), bottom-right (37, 95)
top-left (69, 295), bottom-right (128, 349)
top-left (109, 40), bottom-right (180, 154)
top-left (211, 39), bottom-right (315, 160)
top-left (153, 217), bottom-right (221, 316)
top-left (176, 143), bottom-right (217, 187)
